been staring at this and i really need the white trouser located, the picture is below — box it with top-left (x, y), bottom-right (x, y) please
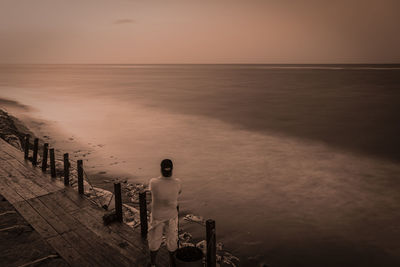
top-left (148, 215), bottom-right (178, 252)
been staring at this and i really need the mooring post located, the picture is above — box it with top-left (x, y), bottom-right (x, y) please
top-left (139, 191), bottom-right (148, 239)
top-left (50, 148), bottom-right (56, 178)
top-left (206, 219), bottom-right (216, 267)
top-left (32, 138), bottom-right (39, 166)
top-left (24, 135), bottom-right (30, 160)
top-left (41, 143), bottom-right (49, 172)
top-left (63, 153), bottom-right (70, 186)
top-left (114, 183), bottom-right (123, 223)
top-left (77, 160), bottom-right (84, 195)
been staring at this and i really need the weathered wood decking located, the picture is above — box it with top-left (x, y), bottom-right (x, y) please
top-left (0, 139), bottom-right (168, 266)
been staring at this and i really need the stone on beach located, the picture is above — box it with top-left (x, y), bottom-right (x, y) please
top-left (0, 109), bottom-right (33, 150)
top-left (3, 134), bottom-right (22, 150)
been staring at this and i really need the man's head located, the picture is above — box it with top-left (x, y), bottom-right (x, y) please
top-left (160, 159), bottom-right (173, 177)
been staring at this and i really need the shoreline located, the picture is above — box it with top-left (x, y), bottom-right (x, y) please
top-left (0, 107), bottom-right (141, 224)
top-left (0, 106), bottom-right (240, 266)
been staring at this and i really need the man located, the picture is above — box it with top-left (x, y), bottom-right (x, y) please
top-left (148, 159), bottom-right (182, 267)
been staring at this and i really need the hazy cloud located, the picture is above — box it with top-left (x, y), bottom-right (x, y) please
top-left (1, 1), bottom-right (399, 63)
top-left (113, 19), bottom-right (135, 25)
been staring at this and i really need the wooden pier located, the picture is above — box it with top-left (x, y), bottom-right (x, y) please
top-left (0, 138), bottom-right (169, 266)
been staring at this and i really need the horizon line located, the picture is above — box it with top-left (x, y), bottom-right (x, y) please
top-left (1, 63), bottom-right (400, 65)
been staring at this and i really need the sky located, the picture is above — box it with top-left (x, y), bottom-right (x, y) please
top-left (0, 0), bottom-right (399, 64)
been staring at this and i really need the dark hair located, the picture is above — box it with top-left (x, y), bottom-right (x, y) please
top-left (161, 159), bottom-right (173, 177)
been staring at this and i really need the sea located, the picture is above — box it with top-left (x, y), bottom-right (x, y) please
top-left (1, 64), bottom-right (400, 266)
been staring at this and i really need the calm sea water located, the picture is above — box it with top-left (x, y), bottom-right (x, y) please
top-left (1, 64), bottom-right (400, 266)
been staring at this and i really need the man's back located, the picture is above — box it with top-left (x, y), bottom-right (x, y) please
top-left (149, 177), bottom-right (181, 221)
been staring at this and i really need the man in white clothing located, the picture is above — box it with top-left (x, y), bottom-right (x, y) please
top-left (148, 159), bottom-right (181, 267)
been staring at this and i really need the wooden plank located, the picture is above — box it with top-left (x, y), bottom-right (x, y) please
top-left (27, 198), bottom-right (70, 234)
top-left (0, 237), bottom-right (58, 267)
top-left (0, 139), bottom-right (25, 160)
top-left (13, 201), bottom-right (58, 239)
top-left (69, 206), bottom-right (104, 231)
top-left (0, 141), bottom-right (63, 191)
top-left (0, 177), bottom-right (24, 204)
top-left (109, 223), bottom-right (169, 266)
top-left (63, 188), bottom-right (95, 209)
top-left (0, 152), bottom-right (14, 161)
top-left (46, 190), bottom-right (80, 213)
top-left (24, 169), bottom-right (64, 193)
top-left (82, 206), bottom-right (148, 253)
top-left (15, 166), bottom-right (62, 194)
top-left (70, 207), bottom-right (146, 260)
top-left (1, 153), bottom-right (63, 193)
top-left (74, 225), bottom-right (136, 267)
top-left (38, 193), bottom-right (81, 230)
top-left (108, 222), bottom-right (148, 250)
top-left (0, 160), bottom-right (48, 197)
top-left (107, 222), bottom-right (148, 255)
top-left (0, 168), bottom-right (36, 200)
top-left (46, 235), bottom-right (92, 267)
top-left (61, 230), bottom-right (112, 266)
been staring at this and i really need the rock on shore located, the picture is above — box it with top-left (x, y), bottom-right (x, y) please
top-left (0, 109), bottom-right (34, 150)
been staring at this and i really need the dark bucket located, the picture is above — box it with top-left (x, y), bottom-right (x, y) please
top-left (175, 246), bottom-right (204, 267)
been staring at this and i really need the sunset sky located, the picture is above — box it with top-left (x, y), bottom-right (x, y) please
top-left (1, 0), bottom-right (399, 64)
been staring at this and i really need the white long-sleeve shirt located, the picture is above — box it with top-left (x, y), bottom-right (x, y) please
top-left (149, 176), bottom-right (182, 221)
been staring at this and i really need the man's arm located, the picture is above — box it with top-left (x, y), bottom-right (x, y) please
top-left (146, 179), bottom-right (153, 197)
top-left (178, 179), bottom-right (182, 194)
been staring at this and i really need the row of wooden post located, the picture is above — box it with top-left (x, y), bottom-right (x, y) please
top-left (23, 134), bottom-right (123, 222)
top-left (24, 135), bottom-right (216, 266)
top-left (24, 135), bottom-right (82, 189)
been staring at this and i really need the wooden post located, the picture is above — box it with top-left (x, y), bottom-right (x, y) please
top-left (206, 219), bottom-right (216, 267)
top-left (63, 153), bottom-right (70, 186)
top-left (77, 160), bottom-right (84, 195)
top-left (114, 183), bottom-right (123, 223)
top-left (50, 148), bottom-right (56, 178)
top-left (139, 191), bottom-right (148, 239)
top-left (41, 143), bottom-right (49, 172)
top-left (24, 135), bottom-right (30, 160)
top-left (32, 138), bottom-right (39, 166)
